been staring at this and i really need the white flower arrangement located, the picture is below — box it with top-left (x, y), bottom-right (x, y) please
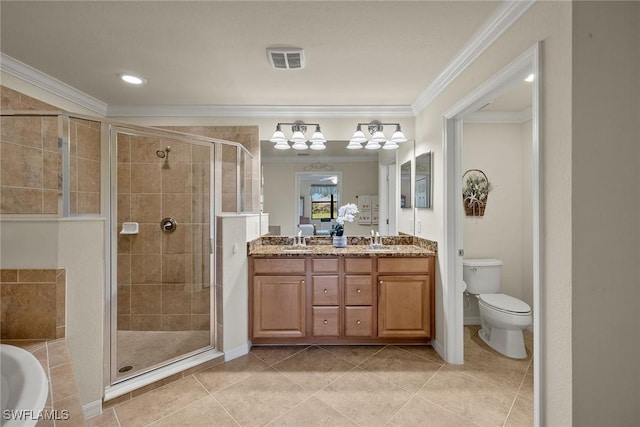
top-left (331, 203), bottom-right (359, 236)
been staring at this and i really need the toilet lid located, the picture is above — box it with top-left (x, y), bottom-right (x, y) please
top-left (479, 293), bottom-right (531, 314)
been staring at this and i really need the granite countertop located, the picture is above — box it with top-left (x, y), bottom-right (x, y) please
top-left (248, 235), bottom-right (437, 257)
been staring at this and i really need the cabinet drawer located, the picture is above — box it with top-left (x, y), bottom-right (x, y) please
top-left (253, 258), bottom-right (306, 274)
top-left (312, 276), bottom-right (339, 305)
top-left (345, 258), bottom-right (373, 273)
top-left (377, 257), bottom-right (431, 274)
top-left (312, 307), bottom-right (339, 336)
top-left (344, 306), bottom-right (373, 337)
top-left (344, 275), bottom-right (373, 305)
top-left (312, 258), bottom-right (339, 273)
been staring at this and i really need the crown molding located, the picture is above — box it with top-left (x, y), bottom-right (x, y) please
top-left (464, 107), bottom-right (532, 124)
top-left (0, 52), bottom-right (108, 116)
top-left (411, 0), bottom-right (535, 115)
top-left (106, 104), bottom-right (414, 118)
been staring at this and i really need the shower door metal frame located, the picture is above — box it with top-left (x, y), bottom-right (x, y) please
top-left (104, 123), bottom-right (254, 399)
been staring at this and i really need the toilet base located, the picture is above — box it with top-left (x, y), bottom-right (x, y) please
top-left (478, 326), bottom-right (527, 359)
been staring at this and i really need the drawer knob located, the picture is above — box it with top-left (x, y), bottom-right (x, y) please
top-left (356, 320), bottom-right (361, 325)
top-left (323, 289), bottom-right (328, 294)
top-left (323, 320), bottom-right (328, 324)
top-left (356, 289), bottom-right (361, 293)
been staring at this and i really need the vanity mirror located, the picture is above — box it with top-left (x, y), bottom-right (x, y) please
top-left (400, 160), bottom-right (412, 209)
top-left (415, 151), bottom-right (432, 209)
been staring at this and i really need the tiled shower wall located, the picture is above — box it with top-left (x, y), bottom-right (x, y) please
top-left (0, 268), bottom-right (66, 339)
top-left (69, 118), bottom-right (101, 214)
top-left (116, 134), bottom-right (211, 332)
top-left (0, 86), bottom-right (101, 215)
top-left (162, 125), bottom-right (260, 213)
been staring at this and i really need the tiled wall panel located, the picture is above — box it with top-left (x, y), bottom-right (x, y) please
top-left (0, 268), bottom-right (65, 339)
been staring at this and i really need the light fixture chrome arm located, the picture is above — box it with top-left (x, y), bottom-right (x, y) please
top-left (270, 120), bottom-right (326, 151)
top-left (347, 120), bottom-right (408, 150)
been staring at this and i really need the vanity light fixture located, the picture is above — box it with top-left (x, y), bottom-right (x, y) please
top-left (347, 120), bottom-right (407, 150)
top-left (270, 121), bottom-right (326, 150)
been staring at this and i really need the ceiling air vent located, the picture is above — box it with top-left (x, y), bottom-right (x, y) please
top-left (267, 48), bottom-right (305, 70)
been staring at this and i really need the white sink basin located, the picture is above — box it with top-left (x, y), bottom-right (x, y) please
top-left (0, 344), bottom-right (48, 427)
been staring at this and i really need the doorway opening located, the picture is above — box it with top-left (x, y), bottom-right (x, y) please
top-left (443, 43), bottom-right (542, 424)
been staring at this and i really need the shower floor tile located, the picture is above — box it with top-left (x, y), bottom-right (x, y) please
top-left (117, 330), bottom-right (210, 378)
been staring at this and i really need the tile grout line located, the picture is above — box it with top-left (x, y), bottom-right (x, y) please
top-left (192, 372), bottom-right (243, 427)
top-left (411, 364), bottom-right (484, 427)
top-left (501, 356), bottom-right (534, 427)
top-left (140, 376), bottom-right (212, 427)
top-left (250, 345), bottom-right (311, 367)
top-left (392, 344), bottom-right (446, 364)
top-left (112, 407), bottom-right (122, 427)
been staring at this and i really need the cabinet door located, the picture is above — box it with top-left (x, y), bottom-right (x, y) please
top-left (253, 275), bottom-right (306, 338)
top-left (378, 275), bottom-right (431, 338)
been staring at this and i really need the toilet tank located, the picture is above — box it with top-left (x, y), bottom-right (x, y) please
top-left (462, 258), bottom-right (502, 294)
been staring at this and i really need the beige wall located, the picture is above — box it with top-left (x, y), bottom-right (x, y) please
top-left (462, 121), bottom-right (533, 320)
top-left (411, 2), bottom-right (573, 423)
top-left (58, 219), bottom-right (105, 406)
top-left (571, 2), bottom-right (640, 425)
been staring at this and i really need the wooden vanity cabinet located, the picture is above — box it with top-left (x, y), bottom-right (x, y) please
top-left (250, 255), bottom-right (434, 344)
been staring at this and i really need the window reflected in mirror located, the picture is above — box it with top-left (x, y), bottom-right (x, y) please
top-left (400, 160), bottom-right (412, 209)
top-left (415, 152), bottom-right (432, 209)
top-left (310, 184), bottom-right (338, 219)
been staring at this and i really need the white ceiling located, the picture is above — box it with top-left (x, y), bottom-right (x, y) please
top-left (0, 1), bottom-right (501, 109)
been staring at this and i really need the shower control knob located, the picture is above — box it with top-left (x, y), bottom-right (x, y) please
top-left (160, 217), bottom-right (177, 233)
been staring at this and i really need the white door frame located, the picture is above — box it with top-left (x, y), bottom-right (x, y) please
top-left (442, 43), bottom-right (542, 425)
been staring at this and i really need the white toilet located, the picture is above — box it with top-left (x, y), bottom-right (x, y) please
top-left (463, 258), bottom-right (532, 359)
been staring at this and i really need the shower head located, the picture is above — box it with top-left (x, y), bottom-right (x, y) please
top-left (156, 146), bottom-right (171, 158)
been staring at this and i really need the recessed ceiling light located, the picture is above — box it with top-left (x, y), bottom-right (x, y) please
top-left (119, 74), bottom-right (147, 85)
top-left (524, 73), bottom-right (535, 82)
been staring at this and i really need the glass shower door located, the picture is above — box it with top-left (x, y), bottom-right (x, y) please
top-left (112, 127), bottom-right (213, 381)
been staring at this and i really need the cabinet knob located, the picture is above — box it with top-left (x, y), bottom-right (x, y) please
top-left (356, 289), bottom-right (361, 293)
top-left (301, 280), bottom-right (305, 285)
top-left (323, 289), bottom-right (328, 294)
top-left (379, 280), bottom-right (383, 284)
top-left (356, 320), bottom-right (361, 325)
top-left (323, 320), bottom-right (328, 324)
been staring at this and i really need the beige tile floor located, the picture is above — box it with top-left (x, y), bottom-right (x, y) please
top-left (89, 326), bottom-right (533, 427)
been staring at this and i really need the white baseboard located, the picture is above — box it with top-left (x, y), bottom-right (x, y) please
top-left (431, 339), bottom-right (445, 361)
top-left (83, 400), bottom-right (102, 419)
top-left (464, 316), bottom-right (481, 325)
top-left (224, 341), bottom-right (250, 361)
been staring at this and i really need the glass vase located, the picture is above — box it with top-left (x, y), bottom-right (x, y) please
top-left (333, 235), bottom-right (347, 248)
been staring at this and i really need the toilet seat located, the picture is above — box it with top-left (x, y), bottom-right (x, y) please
top-left (479, 293), bottom-right (531, 315)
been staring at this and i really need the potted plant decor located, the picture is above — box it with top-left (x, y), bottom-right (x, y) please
top-left (462, 169), bottom-right (492, 216)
